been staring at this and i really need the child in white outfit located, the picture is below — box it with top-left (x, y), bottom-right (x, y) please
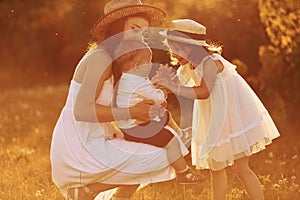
top-left (156, 19), bottom-right (280, 199)
top-left (112, 39), bottom-right (206, 185)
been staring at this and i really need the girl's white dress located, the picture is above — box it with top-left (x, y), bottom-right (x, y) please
top-left (50, 72), bottom-right (188, 198)
top-left (191, 53), bottom-right (280, 171)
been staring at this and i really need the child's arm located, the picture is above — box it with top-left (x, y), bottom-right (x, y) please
top-left (136, 80), bottom-right (166, 104)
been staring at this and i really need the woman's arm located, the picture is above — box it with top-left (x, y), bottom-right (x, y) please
top-left (74, 50), bottom-right (113, 122)
top-left (74, 51), bottom-right (157, 123)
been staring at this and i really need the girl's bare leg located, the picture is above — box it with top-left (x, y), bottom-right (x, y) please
top-left (211, 169), bottom-right (227, 200)
top-left (231, 157), bottom-right (264, 200)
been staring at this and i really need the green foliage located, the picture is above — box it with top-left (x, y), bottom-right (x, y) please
top-left (258, 0), bottom-right (300, 121)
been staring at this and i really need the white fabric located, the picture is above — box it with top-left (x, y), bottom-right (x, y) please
top-left (50, 76), bottom-right (188, 199)
top-left (176, 63), bottom-right (198, 147)
top-left (116, 73), bottom-right (165, 128)
top-left (191, 53), bottom-right (280, 171)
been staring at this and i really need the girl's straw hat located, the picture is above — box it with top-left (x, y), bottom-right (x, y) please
top-left (91, 0), bottom-right (166, 41)
top-left (160, 19), bottom-right (209, 46)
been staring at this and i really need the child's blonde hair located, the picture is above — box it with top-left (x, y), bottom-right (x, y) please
top-left (113, 40), bottom-right (152, 86)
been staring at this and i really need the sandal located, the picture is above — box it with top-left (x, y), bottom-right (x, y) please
top-left (67, 186), bottom-right (98, 200)
top-left (176, 167), bottom-right (206, 185)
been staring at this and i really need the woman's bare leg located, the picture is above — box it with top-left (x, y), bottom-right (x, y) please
top-left (231, 157), bottom-right (264, 200)
top-left (211, 169), bottom-right (227, 200)
top-left (87, 183), bottom-right (139, 199)
top-left (87, 182), bottom-right (120, 193)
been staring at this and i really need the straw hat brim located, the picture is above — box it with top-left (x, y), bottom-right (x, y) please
top-left (159, 30), bottom-right (209, 47)
top-left (91, 5), bottom-right (166, 41)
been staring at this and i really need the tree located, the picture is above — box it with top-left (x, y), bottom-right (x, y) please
top-left (258, 0), bottom-right (300, 121)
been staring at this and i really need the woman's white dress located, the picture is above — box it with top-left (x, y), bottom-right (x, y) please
top-left (191, 53), bottom-right (280, 171)
top-left (50, 71), bottom-right (188, 198)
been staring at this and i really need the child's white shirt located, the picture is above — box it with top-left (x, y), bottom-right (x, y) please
top-left (116, 73), bottom-right (165, 129)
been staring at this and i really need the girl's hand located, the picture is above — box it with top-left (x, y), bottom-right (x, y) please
top-left (151, 64), bottom-right (178, 92)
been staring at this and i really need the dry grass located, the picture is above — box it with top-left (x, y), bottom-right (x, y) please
top-left (0, 85), bottom-right (299, 200)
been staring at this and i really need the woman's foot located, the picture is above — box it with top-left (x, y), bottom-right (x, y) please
top-left (176, 167), bottom-right (206, 185)
top-left (67, 186), bottom-right (98, 200)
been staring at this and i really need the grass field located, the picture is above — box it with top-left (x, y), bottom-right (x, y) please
top-left (0, 85), bottom-right (299, 200)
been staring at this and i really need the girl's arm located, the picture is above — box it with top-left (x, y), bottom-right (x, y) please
top-left (158, 58), bottom-right (218, 100)
top-left (74, 51), bottom-right (155, 123)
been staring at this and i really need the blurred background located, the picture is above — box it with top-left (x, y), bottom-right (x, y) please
top-left (0, 1), bottom-right (299, 199)
top-left (1, 0), bottom-right (299, 125)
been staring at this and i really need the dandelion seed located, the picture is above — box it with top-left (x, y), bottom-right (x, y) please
top-left (265, 159), bottom-right (272, 164)
top-left (20, 148), bottom-right (35, 155)
top-left (273, 184), bottom-right (280, 190)
top-left (292, 154), bottom-right (298, 159)
top-left (279, 161), bottom-right (286, 166)
top-left (35, 190), bottom-right (42, 198)
top-left (268, 152), bottom-right (274, 158)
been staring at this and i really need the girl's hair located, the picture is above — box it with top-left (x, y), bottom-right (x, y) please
top-left (113, 40), bottom-right (152, 87)
top-left (87, 13), bottom-right (150, 56)
top-left (166, 39), bottom-right (222, 66)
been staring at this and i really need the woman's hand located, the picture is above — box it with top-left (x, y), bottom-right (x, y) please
top-left (129, 100), bottom-right (164, 121)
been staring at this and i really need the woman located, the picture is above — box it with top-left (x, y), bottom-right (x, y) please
top-left (50, 1), bottom-right (188, 200)
top-left (155, 19), bottom-right (280, 200)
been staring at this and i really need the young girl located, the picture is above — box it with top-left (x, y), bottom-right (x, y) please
top-left (155, 19), bottom-right (280, 199)
top-left (112, 39), bottom-right (206, 185)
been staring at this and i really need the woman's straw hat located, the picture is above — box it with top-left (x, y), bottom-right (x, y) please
top-left (91, 0), bottom-right (166, 41)
top-left (160, 19), bottom-right (209, 46)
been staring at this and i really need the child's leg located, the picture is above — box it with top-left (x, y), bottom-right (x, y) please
top-left (165, 137), bottom-right (187, 171)
top-left (165, 137), bottom-right (206, 185)
top-left (231, 157), bottom-right (264, 200)
top-left (166, 112), bottom-right (180, 133)
top-left (211, 169), bottom-right (227, 200)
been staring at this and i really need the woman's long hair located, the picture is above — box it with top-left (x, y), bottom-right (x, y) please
top-left (87, 13), bottom-right (150, 57)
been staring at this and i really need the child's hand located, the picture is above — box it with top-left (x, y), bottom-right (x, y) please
top-left (104, 122), bottom-right (124, 140)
